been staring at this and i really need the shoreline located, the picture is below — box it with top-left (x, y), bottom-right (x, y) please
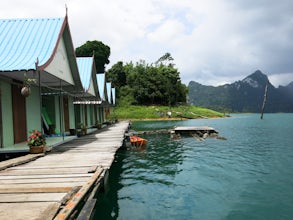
top-left (118, 115), bottom-right (226, 122)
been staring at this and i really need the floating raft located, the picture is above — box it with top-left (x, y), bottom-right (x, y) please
top-left (171, 126), bottom-right (223, 140)
top-left (173, 126), bottom-right (218, 134)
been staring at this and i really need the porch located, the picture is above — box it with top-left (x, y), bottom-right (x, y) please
top-left (0, 128), bottom-right (98, 154)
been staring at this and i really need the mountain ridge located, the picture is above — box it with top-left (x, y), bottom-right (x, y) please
top-left (188, 70), bottom-right (293, 113)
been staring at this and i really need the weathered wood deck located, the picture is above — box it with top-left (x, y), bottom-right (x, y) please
top-left (0, 121), bottom-right (129, 220)
top-left (173, 126), bottom-right (217, 133)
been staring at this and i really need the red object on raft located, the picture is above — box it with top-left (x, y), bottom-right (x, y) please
top-left (130, 136), bottom-right (147, 147)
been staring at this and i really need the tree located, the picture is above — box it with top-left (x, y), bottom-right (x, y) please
top-left (155, 52), bottom-right (174, 67)
top-left (107, 53), bottom-right (188, 106)
top-left (106, 61), bottom-right (126, 89)
top-left (75, 40), bottom-right (110, 72)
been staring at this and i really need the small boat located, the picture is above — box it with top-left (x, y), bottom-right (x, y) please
top-left (130, 136), bottom-right (147, 147)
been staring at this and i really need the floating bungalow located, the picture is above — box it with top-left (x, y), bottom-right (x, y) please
top-left (75, 56), bottom-right (101, 131)
top-left (0, 14), bottom-right (116, 152)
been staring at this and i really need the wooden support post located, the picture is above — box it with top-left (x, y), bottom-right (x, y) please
top-left (260, 81), bottom-right (268, 119)
top-left (76, 170), bottom-right (106, 220)
top-left (53, 167), bottom-right (104, 220)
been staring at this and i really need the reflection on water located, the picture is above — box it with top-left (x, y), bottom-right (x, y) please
top-left (94, 114), bottom-right (293, 220)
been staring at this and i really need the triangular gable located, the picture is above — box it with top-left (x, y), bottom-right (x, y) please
top-left (76, 57), bottom-right (96, 97)
top-left (96, 73), bottom-right (108, 103)
top-left (0, 16), bottom-right (83, 94)
top-left (41, 16), bottom-right (83, 91)
top-left (106, 82), bottom-right (112, 104)
top-left (112, 88), bottom-right (116, 105)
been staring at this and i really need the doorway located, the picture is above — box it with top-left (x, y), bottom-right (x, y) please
top-left (12, 85), bottom-right (27, 144)
top-left (63, 96), bottom-right (70, 131)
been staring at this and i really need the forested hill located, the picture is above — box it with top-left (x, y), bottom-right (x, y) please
top-left (107, 53), bottom-right (188, 106)
top-left (188, 70), bottom-right (293, 113)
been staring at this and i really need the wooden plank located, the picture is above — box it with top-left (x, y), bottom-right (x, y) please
top-left (0, 193), bottom-right (67, 203)
top-left (0, 186), bottom-right (73, 193)
top-left (87, 165), bottom-right (98, 173)
top-left (0, 167), bottom-right (91, 175)
top-left (36, 202), bottom-right (61, 220)
top-left (0, 182), bottom-right (86, 192)
top-left (0, 173), bottom-right (92, 180)
top-left (0, 177), bottom-right (88, 184)
top-left (6, 165), bottom-right (93, 170)
top-left (76, 174), bottom-right (104, 220)
top-left (0, 202), bottom-right (58, 220)
top-left (0, 154), bottom-right (44, 171)
top-left (23, 158), bottom-right (99, 163)
top-left (54, 168), bottom-right (104, 220)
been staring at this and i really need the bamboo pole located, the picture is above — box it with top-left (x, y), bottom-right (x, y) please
top-left (260, 81), bottom-right (268, 119)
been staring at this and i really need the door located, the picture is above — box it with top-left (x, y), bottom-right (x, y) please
top-left (0, 87), bottom-right (2, 147)
top-left (84, 105), bottom-right (88, 126)
top-left (63, 96), bottom-right (70, 131)
top-left (12, 85), bottom-right (27, 144)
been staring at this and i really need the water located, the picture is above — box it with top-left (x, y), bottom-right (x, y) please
top-left (94, 114), bottom-right (293, 220)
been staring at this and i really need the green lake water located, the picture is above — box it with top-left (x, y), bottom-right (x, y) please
top-left (94, 114), bottom-right (293, 220)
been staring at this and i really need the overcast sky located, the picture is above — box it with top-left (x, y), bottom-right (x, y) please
top-left (1, 0), bottom-right (293, 87)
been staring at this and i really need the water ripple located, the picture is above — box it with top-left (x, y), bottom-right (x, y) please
top-left (94, 114), bottom-right (293, 220)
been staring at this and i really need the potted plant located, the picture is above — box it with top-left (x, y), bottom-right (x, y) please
top-left (80, 123), bottom-right (87, 135)
top-left (77, 123), bottom-right (87, 136)
top-left (27, 130), bottom-right (46, 154)
top-left (21, 72), bottom-right (37, 97)
top-left (95, 121), bottom-right (102, 129)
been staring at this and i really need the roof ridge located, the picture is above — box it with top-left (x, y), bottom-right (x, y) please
top-left (0, 17), bottom-right (63, 21)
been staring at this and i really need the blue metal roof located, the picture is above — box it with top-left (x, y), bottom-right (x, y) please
top-left (96, 73), bottom-right (106, 101)
top-left (76, 57), bottom-right (93, 91)
top-left (0, 17), bottom-right (64, 71)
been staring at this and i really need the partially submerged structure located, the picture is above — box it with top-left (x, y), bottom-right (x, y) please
top-left (171, 126), bottom-right (226, 140)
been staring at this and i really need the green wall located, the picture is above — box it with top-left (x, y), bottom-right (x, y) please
top-left (98, 106), bottom-right (105, 123)
top-left (42, 95), bottom-right (76, 134)
top-left (0, 81), bottom-right (14, 147)
top-left (74, 105), bottom-right (81, 128)
top-left (0, 82), bottom-right (42, 147)
top-left (0, 79), bottom-right (99, 147)
top-left (42, 96), bottom-right (56, 126)
top-left (68, 96), bottom-right (75, 129)
top-left (54, 96), bottom-right (61, 134)
top-left (86, 105), bottom-right (90, 127)
top-left (26, 86), bottom-right (41, 135)
top-left (89, 105), bottom-right (94, 126)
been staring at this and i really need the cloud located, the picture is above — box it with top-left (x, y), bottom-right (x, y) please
top-left (1, 0), bottom-right (293, 86)
top-left (269, 73), bottom-right (293, 87)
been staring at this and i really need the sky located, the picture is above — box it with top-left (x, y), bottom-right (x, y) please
top-left (1, 0), bottom-right (293, 87)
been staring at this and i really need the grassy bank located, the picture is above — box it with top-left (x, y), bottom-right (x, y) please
top-left (112, 105), bottom-right (224, 120)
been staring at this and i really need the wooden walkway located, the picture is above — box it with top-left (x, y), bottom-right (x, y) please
top-left (0, 121), bottom-right (129, 220)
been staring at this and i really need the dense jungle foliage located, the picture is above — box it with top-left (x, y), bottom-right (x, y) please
top-left (107, 53), bottom-right (188, 106)
top-left (75, 41), bottom-right (188, 107)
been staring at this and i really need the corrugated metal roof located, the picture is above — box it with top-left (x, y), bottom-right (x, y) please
top-left (76, 57), bottom-right (93, 91)
top-left (0, 17), bottom-right (64, 71)
top-left (106, 82), bottom-right (112, 104)
top-left (96, 73), bottom-right (106, 101)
